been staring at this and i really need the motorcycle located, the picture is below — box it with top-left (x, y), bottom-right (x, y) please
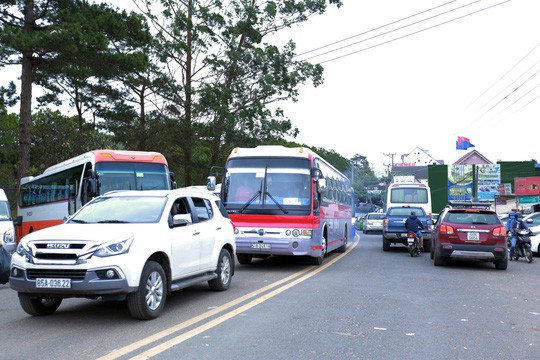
top-left (407, 231), bottom-right (421, 257)
top-left (513, 229), bottom-right (534, 263)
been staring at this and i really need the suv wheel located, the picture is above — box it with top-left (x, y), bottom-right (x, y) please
top-left (127, 261), bottom-right (167, 320)
top-left (209, 249), bottom-right (232, 291)
top-left (494, 255), bottom-right (508, 270)
top-left (433, 246), bottom-right (446, 266)
top-left (18, 294), bottom-right (62, 316)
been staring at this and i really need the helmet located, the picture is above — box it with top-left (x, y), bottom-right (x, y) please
top-left (515, 212), bottom-right (523, 218)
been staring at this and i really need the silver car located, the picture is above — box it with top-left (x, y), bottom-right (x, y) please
top-left (363, 212), bottom-right (385, 234)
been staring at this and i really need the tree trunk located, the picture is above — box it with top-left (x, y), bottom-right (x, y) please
top-left (17, 1), bottom-right (35, 188)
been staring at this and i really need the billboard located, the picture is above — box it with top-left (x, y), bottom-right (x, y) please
top-left (448, 165), bottom-right (473, 201)
top-left (515, 177), bottom-right (540, 196)
top-left (477, 164), bottom-right (500, 201)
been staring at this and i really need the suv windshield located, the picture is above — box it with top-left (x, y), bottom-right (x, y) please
top-left (70, 196), bottom-right (167, 224)
top-left (0, 201), bottom-right (11, 221)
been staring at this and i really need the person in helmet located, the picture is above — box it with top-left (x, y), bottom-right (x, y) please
top-left (405, 211), bottom-right (425, 250)
top-left (509, 212), bottom-right (528, 260)
top-left (506, 211), bottom-right (515, 232)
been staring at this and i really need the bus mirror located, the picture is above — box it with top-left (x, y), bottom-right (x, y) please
top-left (87, 178), bottom-right (97, 197)
top-left (311, 168), bottom-right (323, 179)
top-left (169, 172), bottom-right (177, 189)
top-left (13, 216), bottom-right (22, 227)
top-left (317, 178), bottom-right (327, 194)
top-left (207, 176), bottom-right (216, 191)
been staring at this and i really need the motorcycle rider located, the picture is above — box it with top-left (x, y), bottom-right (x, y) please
top-left (509, 212), bottom-right (528, 260)
top-left (405, 211), bottom-right (425, 250)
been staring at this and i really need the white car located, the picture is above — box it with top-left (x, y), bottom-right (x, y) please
top-left (10, 189), bottom-right (236, 320)
top-left (529, 224), bottom-right (540, 255)
top-left (0, 189), bottom-right (16, 253)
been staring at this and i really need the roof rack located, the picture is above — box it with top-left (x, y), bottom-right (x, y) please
top-left (447, 200), bottom-right (492, 209)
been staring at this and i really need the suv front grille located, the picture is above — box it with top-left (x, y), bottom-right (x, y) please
top-left (27, 269), bottom-right (87, 280)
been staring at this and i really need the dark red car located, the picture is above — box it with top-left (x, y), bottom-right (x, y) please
top-left (430, 201), bottom-right (508, 270)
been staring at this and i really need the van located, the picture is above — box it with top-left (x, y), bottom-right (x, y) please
top-left (0, 189), bottom-right (16, 253)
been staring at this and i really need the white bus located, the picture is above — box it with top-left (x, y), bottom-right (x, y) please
top-left (385, 181), bottom-right (432, 215)
top-left (16, 149), bottom-right (176, 239)
top-left (208, 145), bottom-right (353, 265)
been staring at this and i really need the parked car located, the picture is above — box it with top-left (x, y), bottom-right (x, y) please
top-left (430, 201), bottom-right (507, 269)
top-left (362, 212), bottom-right (385, 234)
top-left (10, 188), bottom-right (236, 320)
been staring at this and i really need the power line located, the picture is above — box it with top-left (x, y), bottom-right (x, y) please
top-left (297, 0), bottom-right (483, 62)
top-left (295, 0), bottom-right (459, 58)
top-left (307, 0), bottom-right (511, 65)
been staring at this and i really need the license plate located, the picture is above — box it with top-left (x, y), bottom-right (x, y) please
top-left (250, 243), bottom-right (271, 249)
top-left (467, 232), bottom-right (479, 241)
top-left (407, 238), bottom-right (414, 245)
top-left (36, 278), bottom-right (71, 289)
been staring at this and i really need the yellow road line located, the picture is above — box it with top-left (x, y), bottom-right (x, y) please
top-left (98, 237), bottom-right (358, 360)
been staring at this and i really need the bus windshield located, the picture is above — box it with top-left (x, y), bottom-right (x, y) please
top-left (96, 162), bottom-right (171, 193)
top-left (223, 158), bottom-right (311, 210)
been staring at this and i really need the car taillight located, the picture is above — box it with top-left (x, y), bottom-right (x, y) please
top-left (439, 224), bottom-right (454, 235)
top-left (493, 226), bottom-right (506, 237)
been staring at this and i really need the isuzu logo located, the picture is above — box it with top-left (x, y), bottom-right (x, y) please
top-left (257, 229), bottom-right (265, 236)
top-left (47, 243), bottom-right (70, 249)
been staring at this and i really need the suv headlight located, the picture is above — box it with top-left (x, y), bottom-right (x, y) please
top-left (93, 236), bottom-right (134, 257)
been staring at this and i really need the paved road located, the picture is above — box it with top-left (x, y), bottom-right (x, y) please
top-left (1, 233), bottom-right (538, 359)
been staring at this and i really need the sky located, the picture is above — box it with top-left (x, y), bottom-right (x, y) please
top-left (271, 0), bottom-right (540, 176)
top-left (3, 0), bottom-right (539, 177)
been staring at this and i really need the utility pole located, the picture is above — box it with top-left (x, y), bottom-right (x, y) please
top-left (383, 152), bottom-right (396, 176)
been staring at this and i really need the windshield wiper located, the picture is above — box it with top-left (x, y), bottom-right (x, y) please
top-left (264, 190), bottom-right (288, 214)
top-left (70, 219), bottom-right (88, 224)
top-left (238, 190), bottom-right (262, 213)
top-left (97, 220), bottom-right (130, 223)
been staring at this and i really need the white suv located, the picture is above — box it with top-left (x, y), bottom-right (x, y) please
top-left (10, 189), bottom-right (236, 320)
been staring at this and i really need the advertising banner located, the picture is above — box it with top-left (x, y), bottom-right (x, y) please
top-left (515, 177), bottom-right (540, 196)
top-left (477, 164), bottom-right (500, 201)
top-left (448, 165), bottom-right (473, 201)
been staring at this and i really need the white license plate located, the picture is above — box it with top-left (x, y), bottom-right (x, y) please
top-left (467, 232), bottom-right (479, 241)
top-left (36, 278), bottom-right (71, 289)
top-left (250, 243), bottom-right (271, 249)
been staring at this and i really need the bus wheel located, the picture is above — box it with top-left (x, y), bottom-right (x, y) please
top-left (337, 229), bottom-right (348, 253)
top-left (236, 254), bottom-right (252, 265)
top-left (311, 236), bottom-right (327, 265)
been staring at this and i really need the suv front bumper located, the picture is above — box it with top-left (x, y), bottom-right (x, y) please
top-left (9, 266), bottom-right (136, 298)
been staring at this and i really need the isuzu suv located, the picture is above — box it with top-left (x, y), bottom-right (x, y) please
top-left (10, 189), bottom-right (236, 320)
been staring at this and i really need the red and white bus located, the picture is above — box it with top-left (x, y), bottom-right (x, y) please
top-left (16, 149), bottom-right (176, 239)
top-left (207, 145), bottom-right (353, 265)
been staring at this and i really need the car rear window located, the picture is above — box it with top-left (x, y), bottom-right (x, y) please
top-left (368, 213), bottom-right (385, 220)
top-left (387, 207), bottom-right (426, 217)
top-left (445, 212), bottom-right (500, 225)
